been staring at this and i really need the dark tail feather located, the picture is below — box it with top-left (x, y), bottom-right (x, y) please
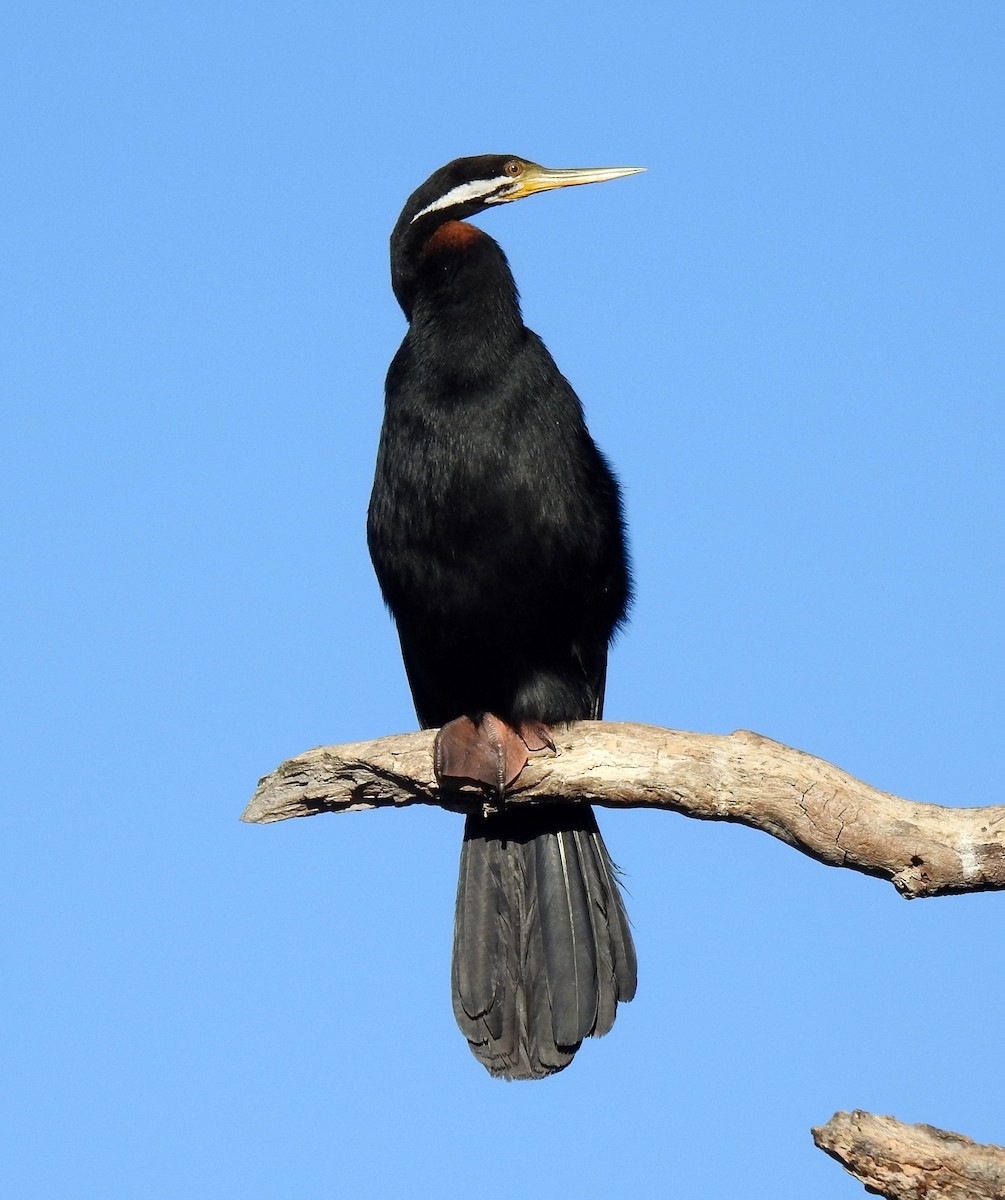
top-left (452, 804), bottom-right (636, 1080)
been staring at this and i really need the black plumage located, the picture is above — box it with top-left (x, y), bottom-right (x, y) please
top-left (367, 155), bottom-right (640, 1078)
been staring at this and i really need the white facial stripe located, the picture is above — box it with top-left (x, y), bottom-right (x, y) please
top-left (410, 175), bottom-right (514, 223)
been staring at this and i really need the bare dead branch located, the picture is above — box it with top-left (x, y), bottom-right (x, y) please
top-left (242, 721), bottom-right (1005, 900)
top-left (813, 1111), bottom-right (1005, 1199)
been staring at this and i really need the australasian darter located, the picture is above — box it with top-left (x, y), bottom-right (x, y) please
top-left (368, 155), bottom-right (643, 1079)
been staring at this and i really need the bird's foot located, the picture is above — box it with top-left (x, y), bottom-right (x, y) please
top-left (514, 720), bottom-right (557, 754)
top-left (434, 714), bottom-right (555, 798)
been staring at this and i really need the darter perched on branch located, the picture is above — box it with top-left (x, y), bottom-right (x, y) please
top-left (368, 155), bottom-right (643, 1078)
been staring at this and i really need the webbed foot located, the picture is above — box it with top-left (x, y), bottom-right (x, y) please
top-left (434, 714), bottom-right (555, 797)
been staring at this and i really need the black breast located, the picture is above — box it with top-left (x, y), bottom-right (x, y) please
top-left (368, 225), bottom-right (630, 728)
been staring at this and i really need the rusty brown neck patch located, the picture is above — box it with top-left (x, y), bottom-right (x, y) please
top-left (422, 220), bottom-right (483, 256)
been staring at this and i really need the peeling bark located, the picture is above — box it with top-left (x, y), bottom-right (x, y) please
top-left (242, 722), bottom-right (1005, 900)
top-left (813, 1111), bottom-right (1005, 1199)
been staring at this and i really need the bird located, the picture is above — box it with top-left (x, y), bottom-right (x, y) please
top-left (367, 155), bottom-right (642, 1079)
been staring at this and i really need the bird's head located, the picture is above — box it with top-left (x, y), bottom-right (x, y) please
top-left (390, 155), bottom-right (644, 315)
top-left (401, 155), bottom-right (645, 229)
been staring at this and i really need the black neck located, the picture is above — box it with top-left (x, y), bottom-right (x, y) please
top-left (389, 209), bottom-right (436, 315)
top-left (390, 217), bottom-right (524, 359)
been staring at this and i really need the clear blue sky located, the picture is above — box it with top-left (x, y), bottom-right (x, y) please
top-left (4, 2), bottom-right (1003, 1196)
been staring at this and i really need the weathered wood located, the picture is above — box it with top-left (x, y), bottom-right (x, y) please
top-left (243, 721), bottom-right (1005, 900)
top-left (813, 1111), bottom-right (1005, 1199)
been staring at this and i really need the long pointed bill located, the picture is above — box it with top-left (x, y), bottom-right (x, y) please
top-left (508, 163), bottom-right (645, 200)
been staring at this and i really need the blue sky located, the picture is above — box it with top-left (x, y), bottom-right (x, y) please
top-left (4, 2), bottom-right (1003, 1196)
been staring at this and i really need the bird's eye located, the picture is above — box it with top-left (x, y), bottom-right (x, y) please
top-left (504, 160), bottom-right (522, 178)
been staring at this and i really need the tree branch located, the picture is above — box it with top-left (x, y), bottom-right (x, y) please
top-left (813, 1111), bottom-right (1005, 1199)
top-left (242, 721), bottom-right (1005, 900)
